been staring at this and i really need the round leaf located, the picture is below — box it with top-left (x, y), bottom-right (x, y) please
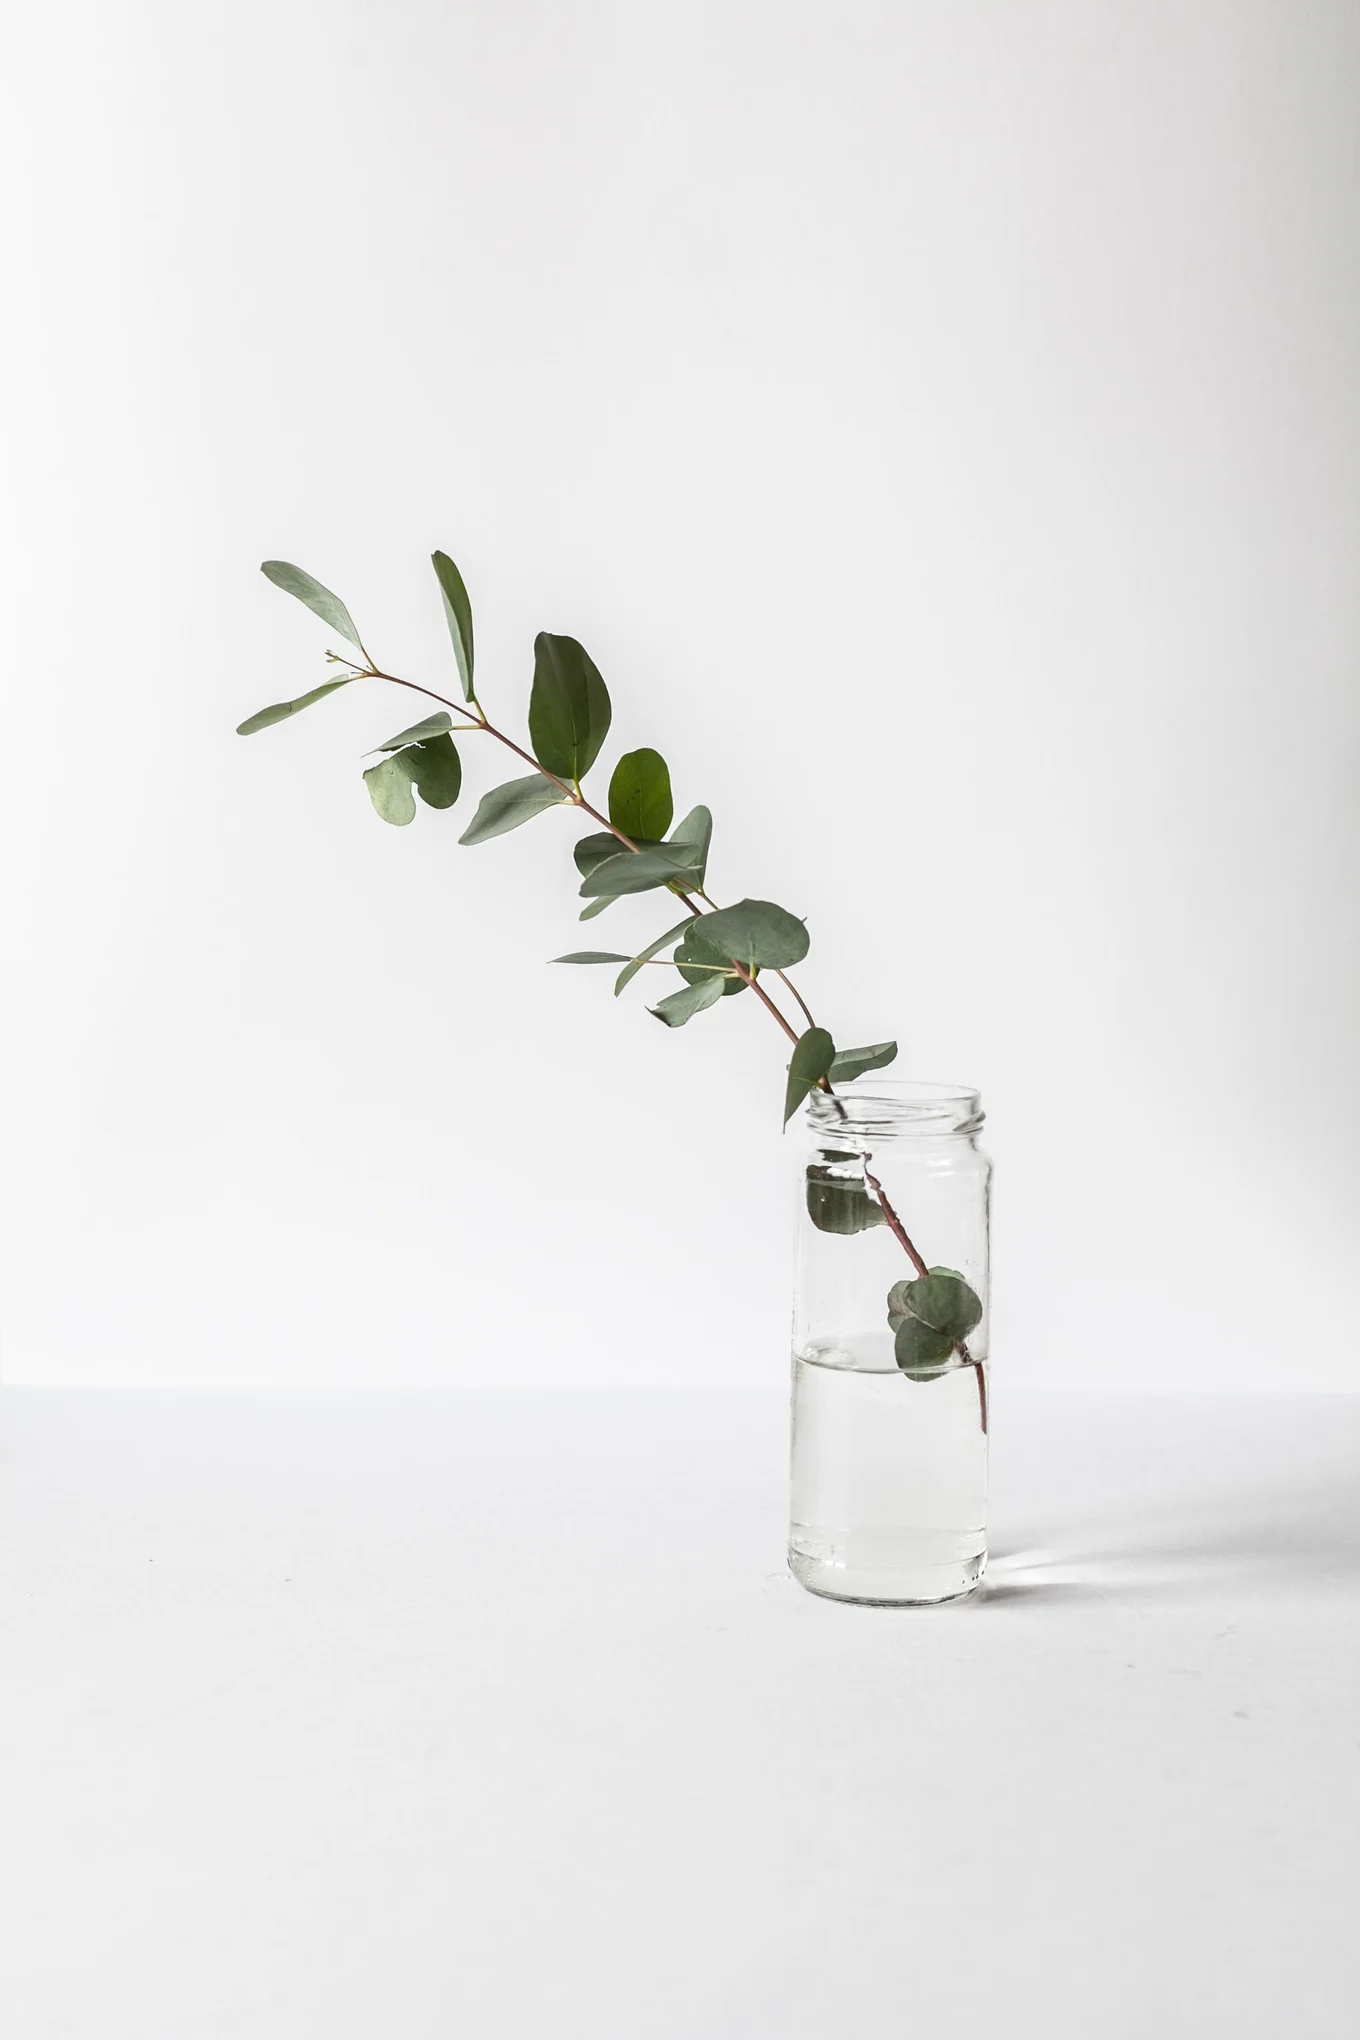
top-left (893, 1316), bottom-right (956, 1379)
top-left (903, 1268), bottom-right (983, 1342)
top-left (363, 755), bottom-right (417, 826)
top-left (691, 899), bottom-right (809, 973)
top-left (674, 929), bottom-right (745, 996)
top-left (608, 748), bottom-right (673, 841)
top-left (403, 734), bottom-right (461, 810)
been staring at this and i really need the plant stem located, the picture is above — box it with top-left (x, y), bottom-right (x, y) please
top-left (354, 653), bottom-right (983, 1426)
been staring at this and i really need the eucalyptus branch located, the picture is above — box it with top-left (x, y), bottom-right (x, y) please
top-left (240, 552), bottom-right (987, 1426)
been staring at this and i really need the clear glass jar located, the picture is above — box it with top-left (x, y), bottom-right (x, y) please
top-left (789, 1079), bottom-right (992, 1606)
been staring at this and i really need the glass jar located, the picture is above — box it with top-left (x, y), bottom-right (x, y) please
top-left (789, 1079), bottom-right (992, 1605)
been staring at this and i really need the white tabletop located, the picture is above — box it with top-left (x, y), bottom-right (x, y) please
top-left (1, 1387), bottom-right (1356, 2039)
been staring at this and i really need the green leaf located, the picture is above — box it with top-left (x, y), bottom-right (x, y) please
top-left (690, 898), bottom-right (809, 973)
top-left (551, 951), bottom-right (631, 964)
top-left (614, 916), bottom-right (697, 996)
top-left (609, 748), bottom-right (673, 841)
top-left (805, 1164), bottom-right (886, 1235)
top-left (579, 844), bottom-right (705, 899)
top-left (573, 830), bottom-right (646, 881)
top-left (431, 552), bottom-right (475, 701)
top-left (261, 561), bottom-right (363, 650)
top-left (666, 805), bottom-right (712, 889)
top-left (648, 975), bottom-right (727, 1028)
top-left (376, 711), bottom-right (452, 751)
top-left (363, 755), bottom-right (417, 825)
top-left (783, 1025), bottom-right (836, 1127)
top-left (459, 773), bottom-right (570, 845)
top-left (362, 735), bottom-right (462, 825)
top-left (528, 632), bottom-right (611, 781)
top-left (893, 1316), bottom-right (956, 1379)
top-left (829, 1041), bottom-right (899, 1084)
top-left (579, 896), bottom-right (615, 921)
top-left (898, 1267), bottom-right (983, 1342)
top-left (675, 926), bottom-right (745, 996)
top-left (236, 678), bottom-right (353, 735)
top-left (402, 734), bottom-right (461, 809)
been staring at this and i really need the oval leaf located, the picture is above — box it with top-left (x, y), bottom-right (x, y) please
top-left (608, 748), bottom-right (673, 841)
top-left (675, 929), bottom-right (745, 997)
top-left (783, 1025), bottom-right (836, 1127)
top-left (829, 1041), bottom-right (898, 1084)
top-left (261, 561), bottom-right (363, 651)
top-left (404, 734), bottom-right (462, 810)
top-left (431, 551), bottom-right (475, 701)
top-left (613, 915), bottom-right (697, 996)
top-left (894, 1316), bottom-right (956, 1379)
top-left (648, 975), bottom-right (727, 1028)
top-left (459, 773), bottom-right (570, 846)
top-left (579, 896), bottom-right (615, 921)
top-left (363, 755), bottom-right (417, 826)
top-left (236, 677), bottom-right (352, 735)
top-left (696, 899), bottom-right (809, 973)
top-left (528, 632), bottom-right (611, 781)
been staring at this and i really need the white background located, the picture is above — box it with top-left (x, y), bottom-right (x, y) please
top-left (3, 0), bottom-right (1357, 1390)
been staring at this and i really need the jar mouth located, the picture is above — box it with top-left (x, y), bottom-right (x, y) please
top-left (807, 1077), bottom-right (983, 1139)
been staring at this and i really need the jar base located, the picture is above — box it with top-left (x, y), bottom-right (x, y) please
top-left (788, 1542), bottom-right (986, 1607)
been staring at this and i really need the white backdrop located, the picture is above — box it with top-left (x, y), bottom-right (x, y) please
top-left (2, 0), bottom-right (1356, 1390)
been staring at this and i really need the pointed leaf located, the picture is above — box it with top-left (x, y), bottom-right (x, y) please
top-left (261, 561), bottom-right (363, 650)
top-left (829, 1041), bottom-right (898, 1084)
top-left (666, 805), bottom-right (712, 889)
top-left (573, 829), bottom-right (656, 881)
top-left (551, 951), bottom-right (631, 964)
top-left (579, 844), bottom-right (705, 899)
top-left (236, 677), bottom-right (353, 735)
top-left (608, 748), bottom-right (673, 841)
top-left (579, 896), bottom-right (615, 921)
top-left (783, 1025), bottom-right (836, 1127)
top-left (528, 632), bottom-right (611, 780)
top-left (377, 711), bottom-right (452, 751)
top-left (363, 755), bottom-right (417, 826)
top-left (431, 551), bottom-right (474, 701)
top-left (648, 974), bottom-right (727, 1028)
top-left (613, 916), bottom-right (698, 996)
top-left (697, 898), bottom-right (809, 973)
top-left (459, 773), bottom-right (570, 845)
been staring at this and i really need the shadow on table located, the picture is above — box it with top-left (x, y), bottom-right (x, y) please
top-left (983, 1457), bottom-right (1360, 1607)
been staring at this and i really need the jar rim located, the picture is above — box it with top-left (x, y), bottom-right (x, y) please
top-left (806, 1076), bottom-right (983, 1137)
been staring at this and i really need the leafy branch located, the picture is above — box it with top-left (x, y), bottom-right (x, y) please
top-left (239, 553), bottom-right (987, 1424)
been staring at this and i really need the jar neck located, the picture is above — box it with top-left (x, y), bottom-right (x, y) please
top-left (806, 1080), bottom-right (983, 1145)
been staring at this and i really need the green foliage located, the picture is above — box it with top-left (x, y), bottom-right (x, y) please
top-left (613, 916), bottom-right (697, 995)
top-left (236, 679), bottom-right (353, 735)
top-left (578, 896), bottom-right (615, 921)
top-left (529, 632), bottom-right (611, 781)
top-left (579, 843), bottom-right (705, 900)
top-left (666, 805), bottom-right (712, 889)
top-left (376, 711), bottom-right (452, 750)
top-left (783, 1026), bottom-right (835, 1126)
top-left (829, 1041), bottom-right (898, 1083)
top-left (363, 734), bottom-right (462, 825)
top-left (697, 899), bottom-right (809, 974)
top-left (261, 561), bottom-right (364, 650)
top-left (431, 551), bottom-right (475, 701)
top-left (649, 975), bottom-right (727, 1027)
top-left (886, 1266), bottom-right (982, 1377)
top-left (551, 951), bottom-right (631, 964)
top-left (459, 774), bottom-right (570, 845)
top-left (675, 923), bottom-right (745, 996)
top-left (609, 748), bottom-right (673, 841)
top-left (805, 1160), bottom-right (886, 1235)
